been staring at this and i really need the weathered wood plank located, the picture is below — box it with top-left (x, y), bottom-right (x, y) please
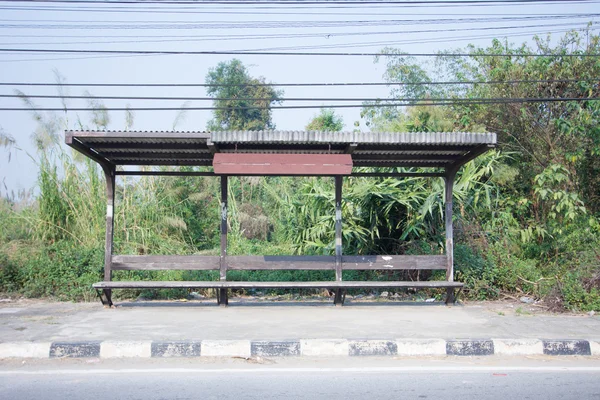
top-left (219, 175), bottom-right (229, 306)
top-left (101, 167), bottom-right (115, 307)
top-left (213, 153), bottom-right (353, 175)
top-left (227, 256), bottom-right (335, 270)
top-left (109, 255), bottom-right (445, 271)
top-left (112, 262), bottom-right (220, 271)
top-left (445, 168), bottom-right (457, 283)
top-left (335, 176), bottom-right (343, 280)
top-left (112, 255), bottom-right (219, 270)
top-left (93, 280), bottom-right (464, 289)
top-left (342, 255), bottom-right (446, 270)
top-left (112, 255), bottom-right (220, 264)
top-left (334, 175), bottom-right (344, 305)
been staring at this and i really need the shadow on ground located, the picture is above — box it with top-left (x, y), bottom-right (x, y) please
top-left (115, 299), bottom-right (456, 308)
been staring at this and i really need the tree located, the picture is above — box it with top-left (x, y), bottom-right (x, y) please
top-left (360, 30), bottom-right (600, 311)
top-left (305, 108), bottom-right (344, 131)
top-left (365, 29), bottom-right (600, 213)
top-left (205, 59), bottom-right (283, 131)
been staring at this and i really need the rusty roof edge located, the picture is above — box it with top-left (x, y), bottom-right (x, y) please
top-left (209, 130), bottom-right (497, 145)
top-left (65, 130), bottom-right (211, 139)
top-left (66, 129), bottom-right (496, 145)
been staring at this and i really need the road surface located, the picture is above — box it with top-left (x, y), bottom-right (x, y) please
top-left (1, 357), bottom-right (599, 400)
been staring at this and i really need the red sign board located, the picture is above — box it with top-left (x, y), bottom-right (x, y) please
top-left (213, 153), bottom-right (353, 175)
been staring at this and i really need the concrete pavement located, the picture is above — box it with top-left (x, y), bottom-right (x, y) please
top-left (0, 299), bottom-right (599, 359)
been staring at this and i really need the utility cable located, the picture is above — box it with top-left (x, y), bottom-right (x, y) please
top-left (0, 78), bottom-right (595, 87)
top-left (0, 48), bottom-right (599, 57)
top-left (1, 97), bottom-right (598, 112)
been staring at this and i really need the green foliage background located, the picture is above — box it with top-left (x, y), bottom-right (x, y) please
top-left (0, 31), bottom-right (599, 311)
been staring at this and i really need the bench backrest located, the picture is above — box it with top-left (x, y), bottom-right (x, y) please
top-left (111, 255), bottom-right (446, 272)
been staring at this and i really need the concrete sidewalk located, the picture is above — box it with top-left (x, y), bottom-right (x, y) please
top-left (0, 299), bottom-right (599, 358)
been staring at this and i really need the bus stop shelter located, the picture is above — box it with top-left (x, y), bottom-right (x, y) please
top-left (65, 130), bottom-right (496, 306)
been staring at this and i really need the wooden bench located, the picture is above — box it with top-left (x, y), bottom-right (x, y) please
top-left (92, 254), bottom-right (463, 306)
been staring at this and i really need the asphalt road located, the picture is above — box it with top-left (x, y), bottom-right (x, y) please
top-left (1, 358), bottom-right (600, 400)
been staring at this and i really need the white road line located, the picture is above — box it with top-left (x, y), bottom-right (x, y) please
top-left (1, 366), bottom-right (600, 375)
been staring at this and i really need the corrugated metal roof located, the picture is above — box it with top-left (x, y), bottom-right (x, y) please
top-left (211, 130), bottom-right (496, 145)
top-left (65, 130), bottom-right (496, 170)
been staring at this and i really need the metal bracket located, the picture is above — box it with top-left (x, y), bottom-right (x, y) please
top-left (445, 287), bottom-right (459, 305)
top-left (334, 289), bottom-right (346, 306)
top-left (96, 288), bottom-right (114, 308)
top-left (217, 289), bottom-right (228, 307)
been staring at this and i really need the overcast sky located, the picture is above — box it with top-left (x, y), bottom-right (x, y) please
top-left (0, 0), bottom-right (597, 195)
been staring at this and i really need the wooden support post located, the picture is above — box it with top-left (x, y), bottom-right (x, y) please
top-left (334, 176), bottom-right (345, 306)
top-left (218, 175), bottom-right (229, 306)
top-left (444, 167), bottom-right (458, 305)
top-left (102, 166), bottom-right (115, 307)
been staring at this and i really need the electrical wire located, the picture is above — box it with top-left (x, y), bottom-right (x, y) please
top-left (0, 15), bottom-right (596, 30)
top-left (1, 48), bottom-right (598, 57)
top-left (1, 97), bottom-right (598, 112)
top-left (0, 4), bottom-right (596, 15)
top-left (0, 0), bottom-right (596, 5)
top-left (0, 22), bottom-right (591, 46)
top-left (0, 78), bottom-right (595, 87)
top-left (2, 93), bottom-right (598, 101)
top-left (3, 14), bottom-right (598, 24)
top-left (0, 25), bottom-right (591, 62)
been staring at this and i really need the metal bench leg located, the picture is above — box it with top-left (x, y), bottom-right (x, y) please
top-left (334, 289), bottom-right (346, 306)
top-left (217, 288), bottom-right (228, 307)
top-left (445, 287), bottom-right (455, 305)
top-left (97, 289), bottom-right (113, 308)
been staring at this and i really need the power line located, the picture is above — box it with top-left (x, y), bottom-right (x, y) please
top-left (3, 93), bottom-right (598, 101)
top-left (2, 97), bottom-right (598, 111)
top-left (3, 14), bottom-right (597, 23)
top-left (1, 48), bottom-right (599, 57)
top-left (243, 27), bottom-right (592, 51)
top-left (1, 15), bottom-right (596, 30)
top-left (0, 26), bottom-right (589, 62)
top-left (1, 78), bottom-right (595, 87)
top-left (0, 4), bottom-right (595, 15)
top-left (0, 22), bottom-right (590, 46)
top-left (0, 0), bottom-right (595, 5)
top-left (0, 22), bottom-right (592, 46)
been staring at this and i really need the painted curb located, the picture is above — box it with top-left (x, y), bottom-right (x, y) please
top-left (301, 339), bottom-right (349, 357)
top-left (446, 340), bottom-right (494, 356)
top-left (590, 340), bottom-right (600, 356)
top-left (49, 341), bottom-right (101, 358)
top-left (349, 340), bottom-right (397, 356)
top-left (0, 339), bottom-right (598, 359)
top-left (251, 341), bottom-right (301, 357)
top-left (151, 341), bottom-right (202, 358)
top-left (396, 339), bottom-right (446, 356)
top-left (493, 339), bottom-right (543, 356)
top-left (0, 342), bottom-right (51, 359)
top-left (202, 340), bottom-right (251, 357)
top-left (542, 340), bottom-right (591, 356)
top-left (100, 341), bottom-right (152, 359)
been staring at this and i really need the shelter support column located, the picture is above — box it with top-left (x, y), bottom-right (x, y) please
top-left (218, 175), bottom-right (229, 306)
top-left (334, 176), bottom-right (345, 306)
top-left (100, 166), bottom-right (115, 307)
top-left (444, 167), bottom-right (458, 305)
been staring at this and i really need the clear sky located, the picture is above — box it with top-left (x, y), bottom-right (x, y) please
top-left (0, 0), bottom-right (598, 196)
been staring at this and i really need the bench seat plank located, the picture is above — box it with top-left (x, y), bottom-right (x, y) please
top-left (112, 255), bottom-right (220, 270)
top-left (342, 255), bottom-right (446, 270)
top-left (227, 256), bottom-right (335, 270)
top-left (110, 255), bottom-right (446, 271)
top-left (93, 280), bottom-right (463, 289)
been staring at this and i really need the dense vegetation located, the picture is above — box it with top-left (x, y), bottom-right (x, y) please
top-left (1, 33), bottom-right (599, 310)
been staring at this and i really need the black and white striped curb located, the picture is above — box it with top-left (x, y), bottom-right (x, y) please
top-left (0, 339), bottom-right (598, 359)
